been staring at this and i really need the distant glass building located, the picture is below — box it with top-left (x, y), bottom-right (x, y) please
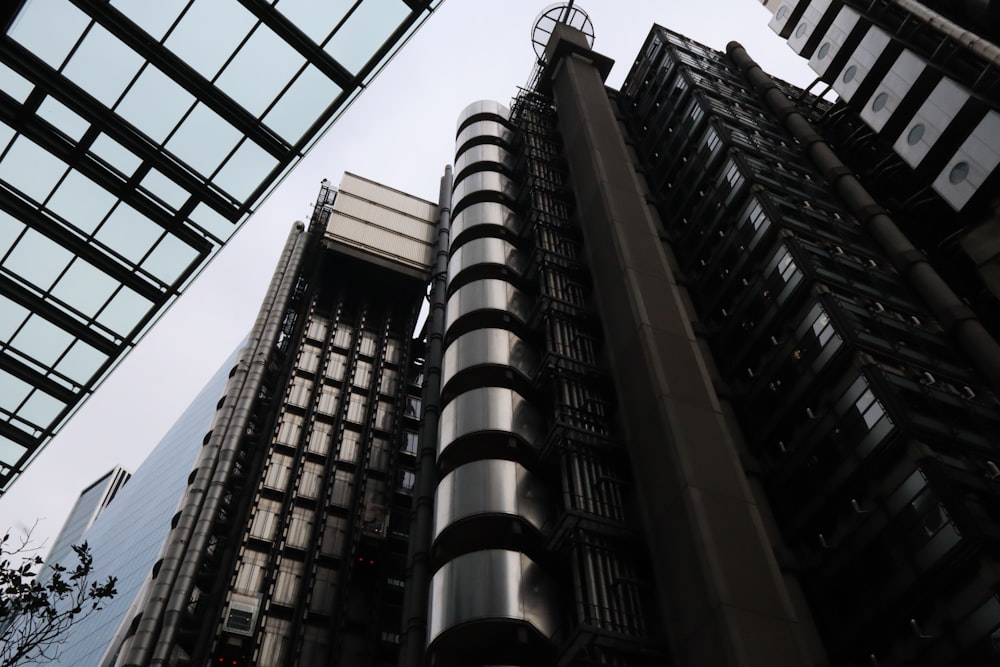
top-left (42, 347), bottom-right (239, 666)
top-left (39, 465), bottom-right (130, 581)
top-left (0, 0), bottom-right (443, 494)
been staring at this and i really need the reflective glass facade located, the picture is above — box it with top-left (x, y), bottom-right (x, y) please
top-left (0, 0), bottom-right (442, 493)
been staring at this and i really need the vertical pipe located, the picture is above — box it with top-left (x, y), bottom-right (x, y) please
top-left (399, 165), bottom-right (452, 667)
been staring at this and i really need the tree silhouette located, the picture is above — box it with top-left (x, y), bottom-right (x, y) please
top-left (0, 527), bottom-right (117, 666)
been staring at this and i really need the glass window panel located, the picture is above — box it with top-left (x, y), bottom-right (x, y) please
top-left (51, 258), bottom-right (119, 317)
top-left (274, 0), bottom-right (349, 44)
top-left (141, 234), bottom-right (200, 285)
top-left (0, 136), bottom-right (68, 202)
top-left (0, 295), bottom-right (29, 342)
top-left (96, 203), bottom-right (162, 264)
top-left (263, 65), bottom-right (342, 144)
top-left (0, 62), bottom-right (34, 103)
top-left (47, 169), bottom-right (118, 234)
top-left (36, 97), bottom-right (89, 141)
top-left (89, 133), bottom-right (143, 176)
top-left (96, 285), bottom-right (153, 335)
top-left (164, 0), bottom-right (257, 81)
top-left (213, 139), bottom-right (278, 201)
top-left (0, 436), bottom-right (28, 468)
top-left (164, 103), bottom-right (241, 177)
top-left (188, 203), bottom-right (236, 242)
top-left (114, 65), bottom-right (195, 143)
top-left (4, 228), bottom-right (73, 291)
top-left (216, 25), bottom-right (305, 117)
top-left (139, 169), bottom-right (189, 210)
top-left (0, 207), bottom-right (25, 256)
top-left (110, 0), bottom-right (186, 42)
top-left (0, 370), bottom-right (32, 411)
top-left (10, 314), bottom-right (73, 365)
top-left (19, 390), bottom-right (64, 427)
top-left (62, 23), bottom-right (144, 107)
top-left (324, 0), bottom-right (409, 74)
top-left (8, 0), bottom-right (91, 69)
top-left (55, 339), bottom-right (107, 385)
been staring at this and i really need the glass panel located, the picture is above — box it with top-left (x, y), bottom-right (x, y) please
top-left (36, 97), bottom-right (90, 141)
top-left (19, 390), bottom-right (64, 427)
top-left (0, 207), bottom-right (25, 256)
top-left (61, 24), bottom-right (144, 107)
top-left (0, 62), bottom-right (33, 103)
top-left (216, 25), bottom-right (305, 117)
top-left (0, 136), bottom-right (68, 202)
top-left (164, 0), bottom-right (257, 81)
top-left (4, 228), bottom-right (73, 290)
top-left (324, 0), bottom-right (409, 74)
top-left (0, 436), bottom-right (28, 468)
top-left (47, 169), bottom-right (118, 234)
top-left (165, 103), bottom-right (241, 177)
top-left (89, 133), bottom-right (143, 176)
top-left (51, 258), bottom-right (119, 317)
top-left (274, 0), bottom-right (350, 44)
top-left (0, 295), bottom-right (30, 342)
top-left (140, 169), bottom-right (190, 209)
top-left (95, 203), bottom-right (162, 263)
top-left (8, 0), bottom-right (91, 69)
top-left (114, 65), bottom-right (195, 143)
top-left (110, 0), bottom-right (187, 42)
top-left (10, 314), bottom-right (73, 366)
top-left (54, 339), bottom-right (107, 385)
top-left (141, 234), bottom-right (200, 285)
top-left (96, 285), bottom-right (153, 335)
top-left (188, 203), bottom-right (236, 242)
top-left (263, 65), bottom-right (342, 144)
top-left (0, 370), bottom-right (32, 410)
top-left (213, 139), bottom-right (278, 201)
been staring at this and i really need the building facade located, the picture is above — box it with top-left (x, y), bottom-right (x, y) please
top-left (0, 0), bottom-right (442, 494)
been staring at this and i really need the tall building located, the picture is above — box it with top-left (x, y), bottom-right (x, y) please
top-left (39, 465), bottom-right (130, 581)
top-left (0, 0), bottom-right (442, 494)
top-left (44, 7), bottom-right (1000, 667)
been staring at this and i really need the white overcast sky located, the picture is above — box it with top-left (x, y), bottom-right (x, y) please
top-left (0, 0), bottom-right (815, 554)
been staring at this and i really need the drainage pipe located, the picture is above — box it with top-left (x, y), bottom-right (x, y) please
top-left (727, 40), bottom-right (1000, 391)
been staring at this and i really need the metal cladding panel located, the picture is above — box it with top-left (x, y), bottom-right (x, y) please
top-left (769, 1), bottom-right (800, 34)
top-left (428, 549), bottom-right (557, 644)
top-left (455, 143), bottom-right (514, 176)
top-left (451, 202), bottom-right (522, 248)
top-left (456, 120), bottom-right (512, 149)
top-left (437, 386), bottom-right (542, 457)
top-left (809, 5), bottom-right (861, 77)
top-left (787, 0), bottom-right (833, 55)
top-left (448, 237), bottom-right (527, 284)
top-left (456, 100), bottom-right (511, 129)
top-left (324, 172), bottom-right (437, 273)
top-left (441, 328), bottom-right (539, 390)
top-left (432, 459), bottom-right (551, 540)
top-left (894, 77), bottom-right (969, 169)
top-left (444, 278), bottom-right (533, 333)
top-left (860, 49), bottom-right (925, 133)
top-left (830, 25), bottom-right (891, 102)
top-left (932, 110), bottom-right (1000, 211)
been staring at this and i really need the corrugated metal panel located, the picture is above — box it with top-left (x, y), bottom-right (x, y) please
top-left (339, 172), bottom-right (438, 222)
top-left (327, 211), bottom-right (434, 270)
top-left (333, 193), bottom-right (436, 245)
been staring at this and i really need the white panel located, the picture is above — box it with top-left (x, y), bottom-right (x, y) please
top-left (932, 111), bottom-right (1000, 211)
top-left (769, 1), bottom-right (799, 34)
top-left (338, 172), bottom-right (437, 222)
top-left (860, 49), bottom-right (925, 132)
top-left (809, 5), bottom-right (861, 77)
top-left (830, 25), bottom-right (891, 102)
top-left (787, 0), bottom-right (833, 54)
top-left (894, 77), bottom-right (969, 169)
top-left (333, 194), bottom-right (435, 244)
top-left (326, 212), bottom-right (433, 269)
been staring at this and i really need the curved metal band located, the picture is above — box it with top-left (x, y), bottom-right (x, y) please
top-left (456, 120), bottom-right (512, 153)
top-left (451, 201), bottom-right (522, 248)
top-left (453, 171), bottom-right (518, 212)
top-left (455, 143), bottom-right (514, 178)
top-left (438, 386), bottom-right (541, 459)
top-left (456, 100), bottom-right (511, 132)
top-left (444, 278), bottom-right (532, 334)
top-left (448, 236), bottom-right (526, 283)
top-left (441, 327), bottom-right (537, 392)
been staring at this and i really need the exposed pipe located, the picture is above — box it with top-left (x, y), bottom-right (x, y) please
top-left (117, 222), bottom-right (309, 666)
top-left (727, 40), bottom-right (1000, 392)
top-left (888, 0), bottom-right (1000, 68)
top-left (398, 165), bottom-right (452, 667)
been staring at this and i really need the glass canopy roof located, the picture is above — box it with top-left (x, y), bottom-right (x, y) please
top-left (0, 0), bottom-right (442, 493)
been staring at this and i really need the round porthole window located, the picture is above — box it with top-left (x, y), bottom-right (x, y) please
top-left (949, 161), bottom-right (970, 184)
top-left (871, 92), bottom-right (889, 112)
top-left (842, 65), bottom-right (858, 83)
top-left (817, 42), bottom-right (831, 59)
top-left (906, 124), bottom-right (924, 145)
top-left (777, 6), bottom-right (789, 20)
top-left (795, 22), bottom-right (808, 38)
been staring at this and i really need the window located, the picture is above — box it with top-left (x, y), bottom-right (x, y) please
top-left (402, 431), bottom-right (418, 454)
top-left (400, 471), bottom-right (415, 491)
top-left (339, 429), bottom-right (360, 463)
top-left (811, 310), bottom-right (834, 347)
top-left (854, 388), bottom-right (885, 429)
top-left (286, 506), bottom-right (315, 548)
